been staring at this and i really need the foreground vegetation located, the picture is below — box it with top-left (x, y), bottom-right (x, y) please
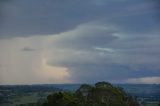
top-left (43, 81), bottom-right (139, 106)
top-left (1, 82), bottom-right (159, 106)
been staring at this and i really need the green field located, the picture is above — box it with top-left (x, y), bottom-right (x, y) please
top-left (0, 92), bottom-right (55, 106)
top-left (140, 102), bottom-right (159, 106)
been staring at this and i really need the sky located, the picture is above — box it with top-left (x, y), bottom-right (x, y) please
top-left (0, 0), bottom-right (160, 84)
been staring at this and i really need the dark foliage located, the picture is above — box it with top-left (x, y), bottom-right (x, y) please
top-left (43, 81), bottom-right (140, 106)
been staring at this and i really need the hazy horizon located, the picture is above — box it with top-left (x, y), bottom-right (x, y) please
top-left (0, 0), bottom-right (160, 85)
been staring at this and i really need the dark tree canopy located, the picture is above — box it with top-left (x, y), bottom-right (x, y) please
top-left (43, 81), bottom-right (140, 106)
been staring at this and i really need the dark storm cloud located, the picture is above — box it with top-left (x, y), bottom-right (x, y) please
top-left (0, 0), bottom-right (10, 26)
top-left (68, 65), bottom-right (160, 83)
top-left (48, 54), bottom-right (160, 83)
top-left (154, 0), bottom-right (160, 19)
top-left (0, 0), bottom-right (158, 38)
top-left (0, 0), bottom-right (111, 38)
top-left (48, 30), bottom-right (160, 83)
top-left (0, 0), bottom-right (160, 84)
top-left (46, 0), bottom-right (160, 83)
top-left (53, 26), bottom-right (119, 50)
top-left (21, 47), bottom-right (35, 52)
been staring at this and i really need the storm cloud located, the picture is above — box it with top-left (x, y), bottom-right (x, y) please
top-left (0, 0), bottom-right (159, 38)
top-left (0, 0), bottom-right (160, 84)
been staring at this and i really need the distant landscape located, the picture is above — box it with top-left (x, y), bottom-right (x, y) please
top-left (0, 83), bottom-right (159, 106)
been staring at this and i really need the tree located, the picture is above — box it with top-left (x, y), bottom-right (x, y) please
top-left (158, 101), bottom-right (160, 106)
top-left (43, 81), bottom-right (140, 106)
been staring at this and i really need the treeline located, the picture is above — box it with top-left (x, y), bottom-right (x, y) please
top-left (43, 81), bottom-right (140, 106)
top-left (0, 85), bottom-right (62, 93)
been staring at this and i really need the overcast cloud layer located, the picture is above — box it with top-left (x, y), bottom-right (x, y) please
top-left (0, 0), bottom-right (160, 84)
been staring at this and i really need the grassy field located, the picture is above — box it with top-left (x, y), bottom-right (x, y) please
top-left (11, 93), bottom-right (38, 105)
top-left (8, 92), bottom-right (54, 106)
top-left (141, 101), bottom-right (159, 106)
